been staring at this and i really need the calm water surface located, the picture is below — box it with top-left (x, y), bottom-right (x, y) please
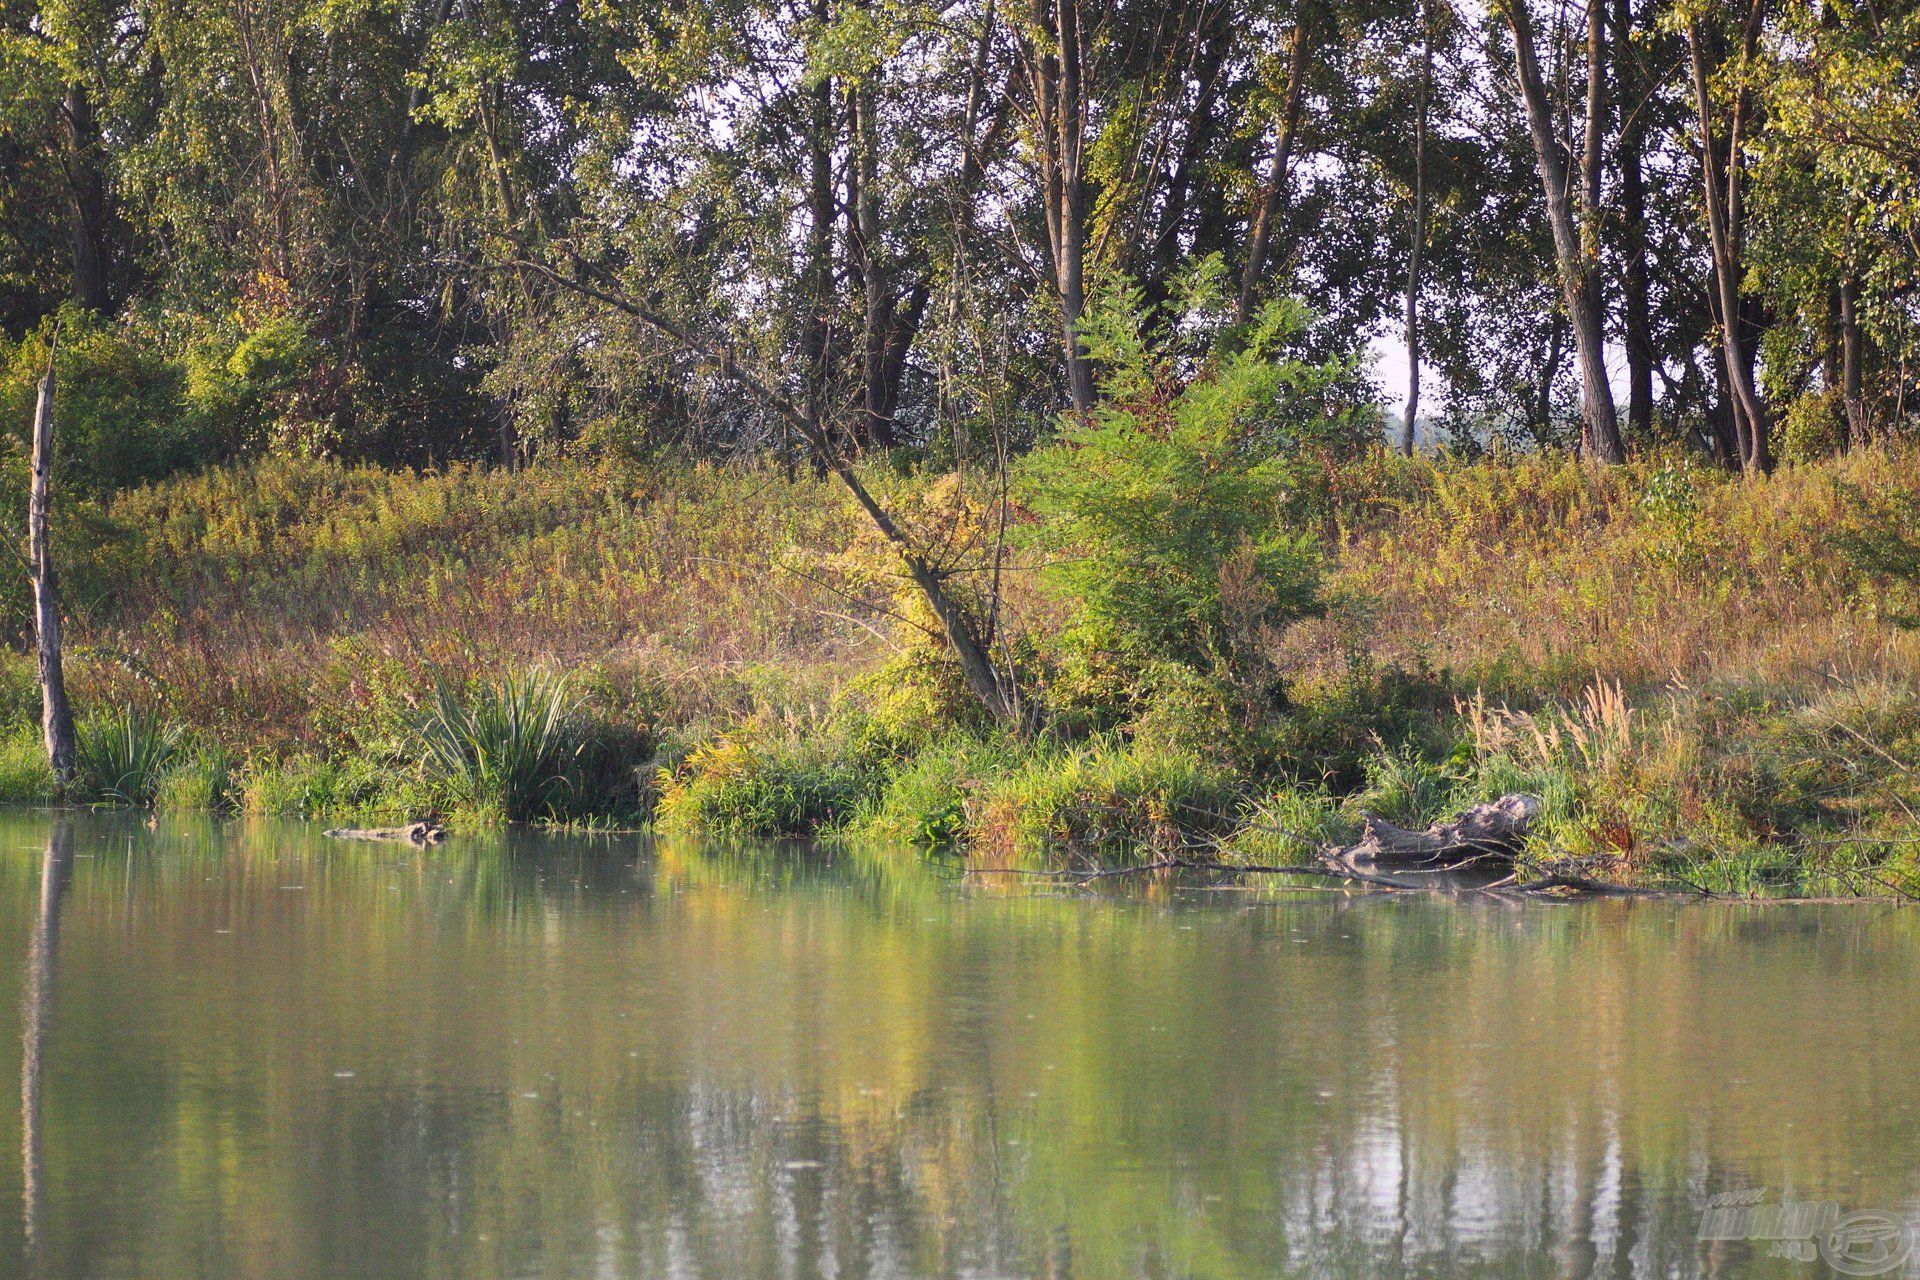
top-left (0, 814), bottom-right (1916, 1279)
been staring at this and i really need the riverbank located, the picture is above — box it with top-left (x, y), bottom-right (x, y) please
top-left (5, 447), bottom-right (1920, 895)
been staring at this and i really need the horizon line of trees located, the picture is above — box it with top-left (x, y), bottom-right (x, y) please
top-left (2, 0), bottom-right (1918, 485)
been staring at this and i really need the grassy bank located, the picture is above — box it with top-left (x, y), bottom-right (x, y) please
top-left (8, 447), bottom-right (1920, 895)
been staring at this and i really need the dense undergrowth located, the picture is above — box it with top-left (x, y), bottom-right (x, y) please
top-left (4, 441), bottom-right (1920, 894)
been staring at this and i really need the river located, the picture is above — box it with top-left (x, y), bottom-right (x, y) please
top-left (0, 814), bottom-right (1914, 1278)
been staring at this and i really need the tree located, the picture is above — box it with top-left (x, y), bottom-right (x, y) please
top-left (1497, 0), bottom-right (1627, 463)
top-left (27, 345), bottom-right (77, 781)
top-left (1682, 0), bottom-right (1773, 472)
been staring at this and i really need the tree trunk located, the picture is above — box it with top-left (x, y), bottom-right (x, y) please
top-left (1840, 275), bottom-right (1867, 444)
top-left (802, 13), bottom-right (837, 456)
top-left (1685, 15), bottom-right (1771, 473)
top-left (1343, 795), bottom-right (1541, 869)
top-left (29, 358), bottom-right (77, 783)
top-left (1236, 20), bottom-right (1310, 325)
top-left (61, 84), bottom-right (111, 314)
top-left (1503, 0), bottom-right (1626, 463)
top-left (1050, 0), bottom-right (1095, 413)
top-left (848, 82), bottom-right (897, 449)
top-left (1613, 0), bottom-right (1654, 441)
top-left (1400, 3), bottom-right (1432, 456)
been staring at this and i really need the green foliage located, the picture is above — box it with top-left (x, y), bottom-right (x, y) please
top-left (1831, 480), bottom-right (1920, 628)
top-left (1778, 390), bottom-right (1849, 464)
top-left (0, 310), bottom-right (197, 497)
top-left (155, 748), bottom-right (238, 814)
top-left (970, 740), bottom-right (1242, 861)
top-left (848, 734), bottom-right (1014, 848)
top-left (73, 708), bottom-right (183, 805)
top-left (1636, 459), bottom-right (1711, 570)
top-left (1018, 266), bottom-right (1357, 682)
top-left (416, 671), bottom-right (585, 822)
top-left (0, 726), bottom-right (55, 805)
top-left (654, 728), bottom-right (881, 838)
top-left (240, 752), bottom-right (431, 822)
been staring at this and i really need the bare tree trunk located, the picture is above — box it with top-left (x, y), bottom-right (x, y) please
top-left (1020, 0), bottom-right (1095, 411)
top-left (1236, 20), bottom-right (1310, 325)
top-left (1503, 0), bottom-right (1626, 463)
top-left (802, 10), bottom-right (837, 461)
top-left (1400, 2), bottom-right (1433, 456)
top-left (1051, 0), bottom-right (1095, 412)
top-left (1613, 0), bottom-right (1654, 442)
top-left (1686, 14), bottom-right (1771, 473)
top-left (29, 357), bottom-right (77, 783)
top-left (519, 260), bottom-right (1023, 727)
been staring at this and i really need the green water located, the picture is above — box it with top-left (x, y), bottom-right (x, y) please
top-left (0, 814), bottom-right (1917, 1279)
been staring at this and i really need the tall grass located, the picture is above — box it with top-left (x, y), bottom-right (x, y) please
top-left (73, 709), bottom-right (182, 805)
top-left (417, 670), bottom-right (583, 822)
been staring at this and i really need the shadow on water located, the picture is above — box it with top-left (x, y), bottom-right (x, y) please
top-left (0, 813), bottom-right (1917, 1279)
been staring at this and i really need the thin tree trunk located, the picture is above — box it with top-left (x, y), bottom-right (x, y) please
top-left (519, 260), bottom-right (1022, 727)
top-left (1840, 275), bottom-right (1866, 444)
top-left (802, 8), bottom-right (836, 460)
top-left (1053, 0), bottom-right (1095, 412)
top-left (1400, 2), bottom-right (1433, 456)
top-left (1236, 20), bottom-right (1310, 325)
top-left (1503, 0), bottom-right (1626, 463)
top-left (1609, 0), bottom-right (1656, 442)
top-left (29, 356), bottom-right (77, 783)
top-left (1614, 0), bottom-right (1654, 442)
top-left (1685, 16), bottom-right (1771, 472)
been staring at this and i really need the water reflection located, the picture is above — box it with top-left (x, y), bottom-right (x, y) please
top-left (0, 816), bottom-right (1914, 1278)
top-left (19, 818), bottom-right (70, 1266)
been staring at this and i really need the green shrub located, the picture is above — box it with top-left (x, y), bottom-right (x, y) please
top-left (0, 726), bottom-right (55, 805)
top-left (848, 735), bottom-right (1013, 847)
top-left (1016, 265), bottom-right (1353, 673)
top-left (155, 749), bottom-right (238, 813)
top-left (416, 670), bottom-right (584, 822)
top-left (971, 741), bottom-right (1241, 861)
top-left (240, 752), bottom-right (432, 821)
top-left (1779, 389), bottom-right (1848, 463)
top-left (655, 729), bottom-right (880, 837)
top-left (73, 708), bottom-right (182, 805)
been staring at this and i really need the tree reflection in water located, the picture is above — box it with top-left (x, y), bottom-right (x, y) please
top-left (0, 820), bottom-right (1913, 1279)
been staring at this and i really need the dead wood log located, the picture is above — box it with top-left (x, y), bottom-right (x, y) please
top-left (323, 821), bottom-right (447, 846)
top-left (1342, 794), bottom-right (1541, 870)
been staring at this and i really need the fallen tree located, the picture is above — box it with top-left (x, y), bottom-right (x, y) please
top-left (323, 822), bottom-right (447, 846)
top-left (1342, 794), bottom-right (1541, 869)
top-left (969, 794), bottom-right (1702, 899)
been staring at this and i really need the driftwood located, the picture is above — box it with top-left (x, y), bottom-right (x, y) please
top-left (968, 794), bottom-right (1711, 899)
top-left (1343, 794), bottom-right (1541, 869)
top-left (323, 821), bottom-right (447, 846)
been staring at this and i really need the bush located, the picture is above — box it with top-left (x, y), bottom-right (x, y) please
top-left (1016, 262), bottom-right (1362, 676)
top-left (654, 729), bottom-right (880, 837)
top-left (0, 726), bottom-right (55, 805)
top-left (970, 741), bottom-right (1242, 862)
top-left (848, 734), bottom-right (1014, 847)
top-left (155, 749), bottom-right (238, 813)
